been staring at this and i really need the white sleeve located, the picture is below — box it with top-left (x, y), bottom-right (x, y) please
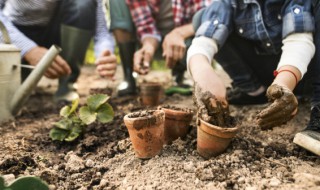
top-left (94, 0), bottom-right (115, 57)
top-left (0, 10), bottom-right (37, 56)
top-left (187, 36), bottom-right (218, 76)
top-left (277, 33), bottom-right (315, 78)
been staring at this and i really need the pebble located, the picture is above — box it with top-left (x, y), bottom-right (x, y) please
top-left (85, 159), bottom-right (94, 168)
top-left (48, 184), bottom-right (56, 190)
top-left (65, 154), bottom-right (85, 173)
top-left (2, 174), bottom-right (15, 185)
top-left (269, 177), bottom-right (281, 187)
top-left (183, 162), bottom-right (195, 173)
top-left (237, 177), bottom-right (245, 184)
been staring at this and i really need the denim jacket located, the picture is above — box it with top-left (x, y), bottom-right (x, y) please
top-left (196, 0), bottom-right (314, 54)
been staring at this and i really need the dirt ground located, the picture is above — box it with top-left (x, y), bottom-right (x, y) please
top-left (0, 65), bottom-right (320, 190)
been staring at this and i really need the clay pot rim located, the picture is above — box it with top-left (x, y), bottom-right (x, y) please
top-left (140, 82), bottom-right (163, 88)
top-left (198, 118), bottom-right (239, 138)
top-left (124, 110), bottom-right (165, 123)
top-left (158, 106), bottom-right (193, 115)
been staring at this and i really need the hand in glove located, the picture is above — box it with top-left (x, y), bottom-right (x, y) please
top-left (256, 84), bottom-right (298, 129)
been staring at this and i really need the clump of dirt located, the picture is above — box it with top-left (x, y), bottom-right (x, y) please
top-left (193, 84), bottom-right (236, 128)
top-left (89, 87), bottom-right (113, 96)
top-left (127, 110), bottom-right (156, 118)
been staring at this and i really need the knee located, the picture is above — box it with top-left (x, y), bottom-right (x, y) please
top-left (73, 0), bottom-right (96, 19)
top-left (61, 0), bottom-right (96, 29)
top-left (63, 0), bottom-right (96, 22)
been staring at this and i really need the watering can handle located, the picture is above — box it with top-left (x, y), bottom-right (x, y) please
top-left (0, 20), bottom-right (11, 44)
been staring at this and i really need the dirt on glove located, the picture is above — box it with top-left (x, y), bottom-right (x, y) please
top-left (193, 84), bottom-right (236, 128)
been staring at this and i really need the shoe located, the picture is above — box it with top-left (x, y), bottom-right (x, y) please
top-left (293, 105), bottom-right (320, 156)
top-left (54, 24), bottom-right (92, 102)
top-left (304, 105), bottom-right (320, 132)
top-left (117, 42), bottom-right (137, 96)
top-left (227, 87), bottom-right (268, 105)
top-left (54, 83), bottom-right (79, 103)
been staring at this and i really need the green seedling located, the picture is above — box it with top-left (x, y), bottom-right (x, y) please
top-left (49, 94), bottom-right (114, 142)
top-left (0, 176), bottom-right (49, 190)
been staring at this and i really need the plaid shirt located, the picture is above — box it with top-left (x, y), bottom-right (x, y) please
top-left (126, 0), bottom-right (212, 41)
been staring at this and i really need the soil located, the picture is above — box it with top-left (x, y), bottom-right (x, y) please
top-left (159, 105), bottom-right (193, 113)
top-left (127, 110), bottom-right (156, 118)
top-left (1, 65), bottom-right (320, 190)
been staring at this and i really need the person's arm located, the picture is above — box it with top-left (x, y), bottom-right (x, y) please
top-left (126, 0), bottom-right (161, 42)
top-left (94, 0), bottom-right (115, 56)
top-left (273, 33), bottom-right (315, 90)
top-left (0, 10), bottom-right (37, 56)
top-left (0, 10), bottom-right (71, 78)
top-left (162, 23), bottom-right (195, 68)
top-left (256, 33), bottom-right (315, 129)
top-left (187, 36), bottom-right (226, 103)
top-left (125, 0), bottom-right (161, 75)
top-left (94, 0), bottom-right (117, 80)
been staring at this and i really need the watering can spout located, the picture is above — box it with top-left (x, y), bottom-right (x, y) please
top-left (10, 45), bottom-right (61, 115)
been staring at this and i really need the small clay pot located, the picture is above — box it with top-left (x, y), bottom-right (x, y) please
top-left (140, 82), bottom-right (163, 106)
top-left (197, 118), bottom-right (239, 159)
top-left (123, 110), bottom-right (165, 159)
top-left (158, 106), bottom-right (193, 144)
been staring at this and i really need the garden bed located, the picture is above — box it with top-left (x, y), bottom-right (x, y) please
top-left (0, 65), bottom-right (319, 189)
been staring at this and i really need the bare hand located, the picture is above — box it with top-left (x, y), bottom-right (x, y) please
top-left (134, 38), bottom-right (157, 75)
top-left (24, 46), bottom-right (71, 79)
top-left (95, 50), bottom-right (117, 80)
top-left (256, 84), bottom-right (298, 129)
top-left (193, 83), bottom-right (230, 126)
top-left (162, 30), bottom-right (186, 69)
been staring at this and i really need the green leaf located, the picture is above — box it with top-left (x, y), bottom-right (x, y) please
top-left (59, 99), bottom-right (79, 118)
top-left (60, 105), bottom-right (71, 118)
top-left (49, 128), bottom-right (69, 141)
top-left (65, 125), bottom-right (83, 142)
top-left (97, 103), bottom-right (114, 123)
top-left (70, 98), bottom-right (79, 114)
top-left (53, 119), bottom-right (72, 130)
top-left (79, 106), bottom-right (97, 125)
top-left (87, 94), bottom-right (109, 111)
top-left (0, 177), bottom-right (5, 189)
top-left (9, 176), bottom-right (49, 190)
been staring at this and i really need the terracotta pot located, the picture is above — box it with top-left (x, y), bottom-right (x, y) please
top-left (197, 118), bottom-right (239, 159)
top-left (140, 82), bottom-right (163, 106)
top-left (123, 110), bottom-right (165, 159)
top-left (158, 106), bottom-right (193, 144)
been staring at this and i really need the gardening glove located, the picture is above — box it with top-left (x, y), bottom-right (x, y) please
top-left (256, 84), bottom-right (298, 130)
top-left (193, 84), bottom-right (229, 126)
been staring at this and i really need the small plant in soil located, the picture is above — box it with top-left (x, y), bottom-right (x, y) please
top-left (0, 176), bottom-right (49, 190)
top-left (49, 94), bottom-right (114, 142)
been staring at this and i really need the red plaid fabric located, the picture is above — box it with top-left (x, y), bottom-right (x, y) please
top-left (126, 0), bottom-right (212, 40)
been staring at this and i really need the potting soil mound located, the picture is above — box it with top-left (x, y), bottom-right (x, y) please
top-left (0, 65), bottom-right (319, 190)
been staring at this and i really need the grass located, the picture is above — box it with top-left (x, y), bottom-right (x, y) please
top-left (85, 40), bottom-right (169, 71)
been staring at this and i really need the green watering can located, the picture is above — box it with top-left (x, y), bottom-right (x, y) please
top-left (0, 20), bottom-right (61, 123)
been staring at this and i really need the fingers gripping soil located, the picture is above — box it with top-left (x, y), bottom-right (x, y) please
top-left (193, 84), bottom-right (234, 127)
top-left (256, 84), bottom-right (298, 129)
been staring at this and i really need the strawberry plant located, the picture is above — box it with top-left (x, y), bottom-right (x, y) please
top-left (0, 176), bottom-right (49, 190)
top-left (49, 94), bottom-right (114, 141)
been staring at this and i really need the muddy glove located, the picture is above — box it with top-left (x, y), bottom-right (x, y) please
top-left (193, 84), bottom-right (230, 126)
top-left (256, 84), bottom-right (298, 130)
